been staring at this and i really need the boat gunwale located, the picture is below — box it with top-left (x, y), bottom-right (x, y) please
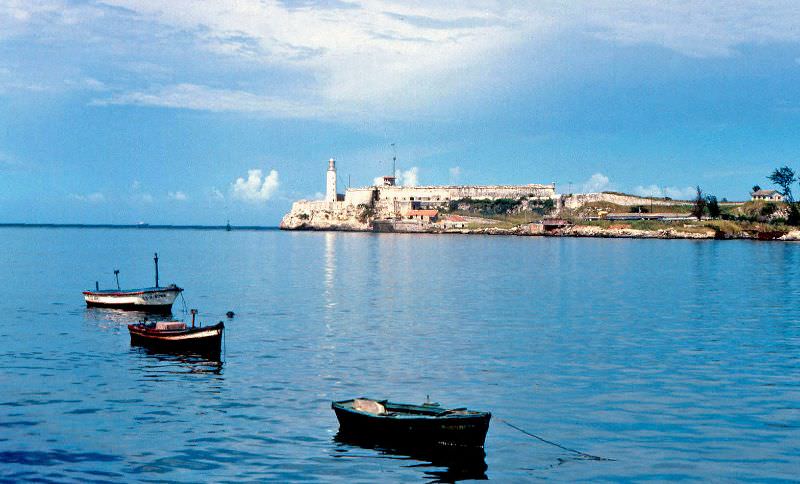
top-left (83, 285), bottom-right (183, 297)
top-left (128, 321), bottom-right (224, 338)
top-left (332, 399), bottom-right (491, 420)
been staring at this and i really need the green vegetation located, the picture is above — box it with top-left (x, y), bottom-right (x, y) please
top-left (707, 195), bottom-right (720, 218)
top-left (691, 186), bottom-right (707, 220)
top-left (448, 197), bottom-right (554, 217)
top-left (357, 204), bottom-right (375, 223)
top-left (448, 198), bottom-right (520, 215)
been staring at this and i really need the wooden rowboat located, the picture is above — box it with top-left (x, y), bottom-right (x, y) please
top-left (128, 312), bottom-right (223, 355)
top-left (83, 253), bottom-right (182, 313)
top-left (84, 285), bottom-right (182, 313)
top-left (332, 398), bottom-right (491, 448)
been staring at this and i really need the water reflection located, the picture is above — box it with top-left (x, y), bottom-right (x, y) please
top-left (333, 433), bottom-right (487, 482)
top-left (83, 307), bottom-right (176, 327)
top-left (130, 346), bottom-right (224, 375)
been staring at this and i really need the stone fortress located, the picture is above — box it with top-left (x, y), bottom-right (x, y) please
top-left (279, 158), bottom-right (689, 231)
top-left (280, 158), bottom-right (558, 230)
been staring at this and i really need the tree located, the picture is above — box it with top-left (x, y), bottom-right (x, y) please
top-left (706, 195), bottom-right (720, 218)
top-left (790, 205), bottom-right (800, 226)
top-left (752, 185), bottom-right (761, 193)
top-left (691, 186), bottom-right (707, 220)
top-left (768, 166), bottom-right (796, 204)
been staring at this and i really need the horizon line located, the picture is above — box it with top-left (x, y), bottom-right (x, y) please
top-left (0, 223), bottom-right (279, 231)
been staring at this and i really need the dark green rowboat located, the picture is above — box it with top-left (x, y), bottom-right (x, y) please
top-left (332, 398), bottom-right (491, 448)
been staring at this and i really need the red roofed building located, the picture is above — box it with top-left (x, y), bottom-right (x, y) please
top-left (406, 209), bottom-right (439, 222)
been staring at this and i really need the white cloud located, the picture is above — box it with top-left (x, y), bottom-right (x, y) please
top-left (93, 83), bottom-right (337, 118)
top-left (581, 173), bottom-right (611, 193)
top-left (576, 1), bottom-right (800, 58)
top-left (6, 1), bottom-right (800, 119)
top-left (449, 166), bottom-right (461, 184)
top-left (168, 190), bottom-right (187, 201)
top-left (633, 184), bottom-right (696, 200)
top-left (232, 168), bottom-right (279, 202)
top-left (132, 192), bottom-right (154, 204)
top-left (665, 186), bottom-right (698, 200)
top-left (210, 187), bottom-right (225, 201)
top-left (70, 192), bottom-right (105, 203)
top-left (397, 166), bottom-right (419, 187)
top-left (96, 1), bottom-right (532, 117)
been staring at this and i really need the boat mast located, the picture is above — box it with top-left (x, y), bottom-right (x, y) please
top-left (114, 270), bottom-right (120, 290)
top-left (154, 252), bottom-right (159, 288)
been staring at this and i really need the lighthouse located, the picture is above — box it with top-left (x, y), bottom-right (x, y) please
top-left (326, 158), bottom-right (337, 202)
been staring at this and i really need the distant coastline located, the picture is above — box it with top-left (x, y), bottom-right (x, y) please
top-left (280, 160), bottom-right (800, 242)
top-left (0, 223), bottom-right (278, 231)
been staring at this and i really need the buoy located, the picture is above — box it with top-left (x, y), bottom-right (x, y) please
top-left (226, 311), bottom-right (235, 318)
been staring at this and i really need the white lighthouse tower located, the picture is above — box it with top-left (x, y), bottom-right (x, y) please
top-left (326, 158), bottom-right (337, 203)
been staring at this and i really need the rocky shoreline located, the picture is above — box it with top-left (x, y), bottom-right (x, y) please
top-left (280, 221), bottom-right (800, 241)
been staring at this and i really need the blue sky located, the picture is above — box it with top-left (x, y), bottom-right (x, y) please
top-left (1, 1), bottom-right (800, 225)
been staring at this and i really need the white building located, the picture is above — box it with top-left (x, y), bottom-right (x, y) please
top-left (751, 189), bottom-right (784, 202)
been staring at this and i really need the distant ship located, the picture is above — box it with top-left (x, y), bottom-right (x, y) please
top-left (82, 253), bottom-right (182, 313)
top-left (226, 219), bottom-right (232, 231)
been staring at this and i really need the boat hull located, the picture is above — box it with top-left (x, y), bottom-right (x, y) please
top-left (84, 286), bottom-right (182, 313)
top-left (332, 400), bottom-right (491, 448)
top-left (128, 322), bottom-right (224, 355)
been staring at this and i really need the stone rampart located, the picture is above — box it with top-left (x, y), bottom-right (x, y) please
top-left (279, 200), bottom-right (370, 231)
top-left (562, 192), bottom-right (687, 209)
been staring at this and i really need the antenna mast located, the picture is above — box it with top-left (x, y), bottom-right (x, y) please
top-left (391, 143), bottom-right (397, 177)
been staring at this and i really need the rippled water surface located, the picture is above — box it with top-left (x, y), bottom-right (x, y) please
top-left (1, 227), bottom-right (798, 482)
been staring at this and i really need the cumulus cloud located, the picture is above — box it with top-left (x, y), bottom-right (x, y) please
top-left (581, 173), bottom-right (611, 193)
top-left (232, 168), bottom-right (279, 202)
top-left (168, 191), bottom-right (187, 201)
top-left (397, 167), bottom-right (419, 187)
top-left (70, 192), bottom-right (105, 203)
top-left (633, 184), bottom-right (696, 200)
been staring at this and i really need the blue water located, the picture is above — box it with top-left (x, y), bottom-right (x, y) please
top-left (1, 227), bottom-right (798, 482)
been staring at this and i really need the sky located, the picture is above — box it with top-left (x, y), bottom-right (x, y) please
top-left (1, 1), bottom-right (800, 225)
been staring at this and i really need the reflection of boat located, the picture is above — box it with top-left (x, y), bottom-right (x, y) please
top-left (132, 346), bottom-right (224, 372)
top-left (332, 399), bottom-right (491, 448)
top-left (128, 310), bottom-right (224, 355)
top-left (83, 253), bottom-right (182, 313)
top-left (334, 433), bottom-right (488, 482)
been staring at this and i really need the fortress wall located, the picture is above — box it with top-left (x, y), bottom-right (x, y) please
top-left (344, 188), bottom-right (377, 206)
top-left (449, 184), bottom-right (556, 200)
top-left (562, 193), bottom-right (687, 209)
top-left (280, 199), bottom-right (370, 230)
top-left (369, 184), bottom-right (557, 204)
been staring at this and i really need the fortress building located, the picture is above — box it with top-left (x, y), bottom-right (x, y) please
top-left (281, 158), bottom-right (558, 230)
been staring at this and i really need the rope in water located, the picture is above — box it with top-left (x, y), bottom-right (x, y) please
top-left (500, 419), bottom-right (615, 461)
top-left (179, 292), bottom-right (188, 315)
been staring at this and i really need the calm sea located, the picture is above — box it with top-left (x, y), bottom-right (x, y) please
top-left (0, 227), bottom-right (798, 482)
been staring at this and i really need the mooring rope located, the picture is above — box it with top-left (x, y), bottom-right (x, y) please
top-left (179, 291), bottom-right (188, 316)
top-left (500, 419), bottom-right (615, 461)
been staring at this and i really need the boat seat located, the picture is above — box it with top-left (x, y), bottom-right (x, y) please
top-left (155, 321), bottom-right (187, 330)
top-left (353, 399), bottom-right (387, 415)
